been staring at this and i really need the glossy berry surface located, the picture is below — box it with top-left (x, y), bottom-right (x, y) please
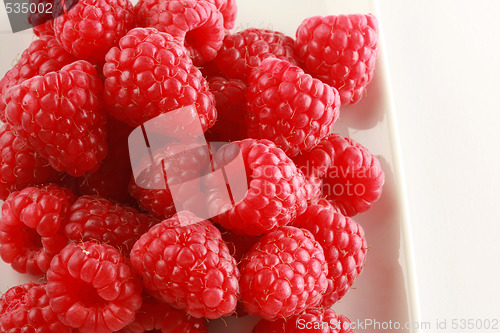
top-left (130, 212), bottom-right (240, 319)
top-left (295, 133), bottom-right (384, 216)
top-left (103, 27), bottom-right (216, 128)
top-left (295, 14), bottom-right (379, 104)
top-left (46, 241), bottom-right (143, 333)
top-left (0, 35), bottom-right (76, 121)
top-left (214, 28), bottom-right (301, 82)
top-left (0, 184), bottom-right (76, 276)
top-left (246, 58), bottom-right (340, 157)
top-left (213, 139), bottom-right (308, 236)
top-left (293, 199), bottom-right (367, 306)
top-left (4, 60), bottom-right (108, 177)
top-left (65, 195), bottom-right (159, 256)
top-left (135, 0), bottom-right (224, 65)
top-left (0, 123), bottom-right (61, 200)
top-left (240, 226), bottom-right (328, 321)
top-left (53, 0), bottom-right (136, 64)
top-left (0, 282), bottom-right (73, 333)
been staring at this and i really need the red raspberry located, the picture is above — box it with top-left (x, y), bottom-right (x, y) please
top-left (246, 58), bottom-right (340, 157)
top-left (0, 35), bottom-right (76, 121)
top-left (64, 196), bottom-right (159, 256)
top-left (292, 199), bottom-right (367, 306)
top-left (0, 123), bottom-right (62, 200)
top-left (103, 27), bottom-right (216, 128)
top-left (295, 14), bottom-right (379, 105)
top-left (213, 28), bottom-right (301, 82)
top-left (205, 76), bottom-right (247, 142)
top-left (253, 307), bottom-right (354, 333)
top-left (240, 226), bottom-right (328, 321)
top-left (130, 211), bottom-right (240, 319)
top-left (129, 142), bottom-right (212, 218)
top-left (135, 0), bottom-right (224, 65)
top-left (4, 60), bottom-right (108, 177)
top-left (76, 117), bottom-right (136, 205)
top-left (212, 0), bottom-right (237, 30)
top-left (46, 241), bottom-right (142, 332)
top-left (118, 293), bottom-right (208, 333)
top-left (0, 282), bottom-right (73, 333)
top-left (295, 133), bottom-right (384, 216)
top-left (213, 139), bottom-right (308, 236)
top-left (0, 184), bottom-right (76, 276)
top-left (53, 0), bottom-right (136, 64)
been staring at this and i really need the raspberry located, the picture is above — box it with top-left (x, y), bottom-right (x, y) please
top-left (0, 35), bottom-right (76, 121)
top-left (253, 307), bottom-right (353, 333)
top-left (295, 133), bottom-right (384, 216)
top-left (129, 142), bottom-right (212, 218)
top-left (64, 195), bottom-right (159, 255)
top-left (4, 60), bottom-right (108, 177)
top-left (130, 211), bottom-right (240, 319)
top-left (292, 199), bottom-right (367, 306)
top-left (0, 184), bottom-right (76, 276)
top-left (246, 58), bottom-right (340, 157)
top-left (53, 0), bottom-right (136, 64)
top-left (0, 282), bottom-right (73, 333)
top-left (295, 14), bottom-right (379, 105)
top-left (76, 118), bottom-right (136, 205)
top-left (204, 76), bottom-right (248, 142)
top-left (118, 293), bottom-right (208, 333)
top-left (240, 226), bottom-right (328, 321)
top-left (213, 28), bottom-right (301, 82)
top-left (103, 27), bottom-right (216, 128)
top-left (46, 242), bottom-right (142, 332)
top-left (135, 0), bottom-right (224, 65)
top-left (212, 0), bottom-right (237, 30)
top-left (0, 123), bottom-right (62, 200)
top-left (213, 139), bottom-right (308, 236)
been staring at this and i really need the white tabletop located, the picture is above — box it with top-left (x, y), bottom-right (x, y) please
top-left (378, 0), bottom-right (500, 326)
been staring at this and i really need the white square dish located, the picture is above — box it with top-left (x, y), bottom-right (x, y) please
top-left (0, 1), bottom-right (420, 332)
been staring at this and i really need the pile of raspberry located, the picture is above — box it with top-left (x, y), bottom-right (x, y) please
top-left (0, 0), bottom-right (383, 332)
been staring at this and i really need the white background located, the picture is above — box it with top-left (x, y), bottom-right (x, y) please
top-left (0, 0), bottom-right (499, 330)
top-left (378, 0), bottom-right (500, 327)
